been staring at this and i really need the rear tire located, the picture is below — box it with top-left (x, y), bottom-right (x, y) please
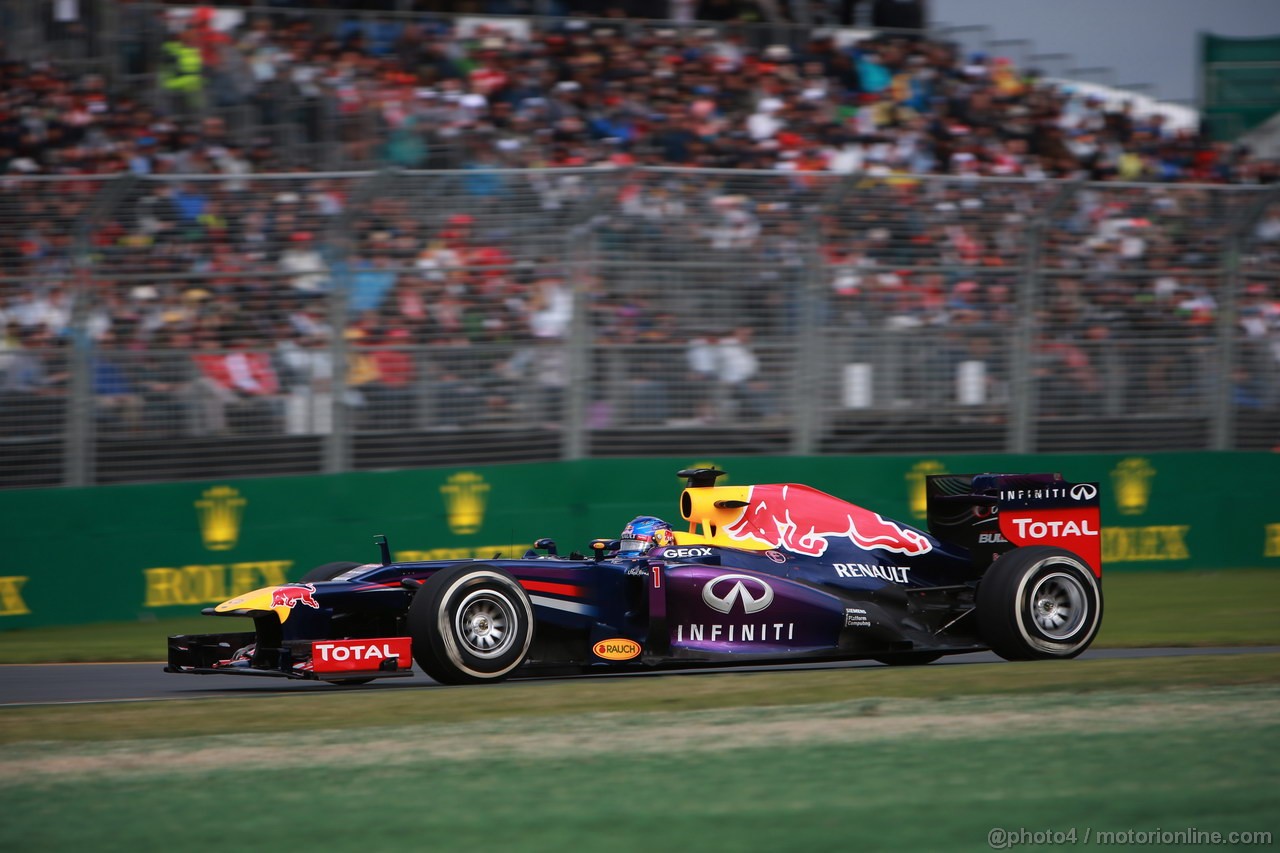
top-left (408, 564), bottom-right (534, 685)
top-left (300, 561), bottom-right (362, 583)
top-left (977, 546), bottom-right (1102, 661)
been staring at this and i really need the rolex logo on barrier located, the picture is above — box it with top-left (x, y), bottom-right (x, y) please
top-left (195, 485), bottom-right (247, 551)
top-left (906, 460), bottom-right (947, 519)
top-left (1110, 458), bottom-right (1155, 516)
top-left (441, 472), bottom-right (489, 535)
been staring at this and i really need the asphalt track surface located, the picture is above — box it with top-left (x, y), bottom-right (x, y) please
top-left (3, 646), bottom-right (1278, 707)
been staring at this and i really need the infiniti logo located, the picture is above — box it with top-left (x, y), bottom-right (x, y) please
top-left (702, 574), bottom-right (774, 615)
top-left (1070, 483), bottom-right (1098, 501)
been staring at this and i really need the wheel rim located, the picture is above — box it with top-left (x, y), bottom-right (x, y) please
top-left (454, 590), bottom-right (517, 659)
top-left (1028, 571), bottom-right (1088, 640)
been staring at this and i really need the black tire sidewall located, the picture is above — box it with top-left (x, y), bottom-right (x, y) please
top-left (410, 564), bottom-right (534, 683)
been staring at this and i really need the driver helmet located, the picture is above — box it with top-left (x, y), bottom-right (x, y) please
top-left (618, 516), bottom-right (675, 556)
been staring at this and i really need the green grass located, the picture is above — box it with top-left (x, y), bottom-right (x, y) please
top-left (3, 686), bottom-right (1277, 852)
top-left (0, 616), bottom-right (213, 664)
top-left (1093, 569), bottom-right (1280, 648)
top-left (2, 575), bottom-right (1274, 853)
top-left (1, 569), bottom-right (1277, 664)
top-left (2, 614), bottom-right (1277, 852)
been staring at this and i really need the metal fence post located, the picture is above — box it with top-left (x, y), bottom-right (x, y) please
top-left (1010, 181), bottom-right (1078, 453)
top-left (1212, 231), bottom-right (1243, 450)
top-left (63, 248), bottom-right (94, 487)
top-left (324, 169), bottom-right (399, 473)
top-left (791, 218), bottom-right (822, 456)
top-left (62, 174), bottom-right (139, 486)
top-left (1212, 184), bottom-right (1280, 450)
top-left (562, 242), bottom-right (590, 462)
top-left (791, 178), bottom-right (846, 456)
top-left (1008, 227), bottom-right (1041, 454)
top-left (562, 170), bottom-right (615, 461)
top-left (326, 291), bottom-right (351, 476)
top-left (62, 318), bottom-right (94, 488)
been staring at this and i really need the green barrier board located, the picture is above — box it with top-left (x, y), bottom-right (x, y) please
top-left (2, 452), bottom-right (1277, 628)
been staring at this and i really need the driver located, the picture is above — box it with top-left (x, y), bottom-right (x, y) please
top-left (618, 515), bottom-right (675, 556)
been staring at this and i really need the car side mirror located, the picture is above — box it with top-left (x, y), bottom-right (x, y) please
top-left (590, 539), bottom-right (619, 562)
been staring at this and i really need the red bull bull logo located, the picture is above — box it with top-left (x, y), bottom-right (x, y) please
top-left (270, 584), bottom-right (320, 609)
top-left (723, 485), bottom-right (933, 557)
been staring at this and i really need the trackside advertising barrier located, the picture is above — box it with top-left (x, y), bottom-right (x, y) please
top-left (1, 452), bottom-right (1277, 629)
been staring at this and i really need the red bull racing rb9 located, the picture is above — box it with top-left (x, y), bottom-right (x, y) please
top-left (166, 468), bottom-right (1104, 686)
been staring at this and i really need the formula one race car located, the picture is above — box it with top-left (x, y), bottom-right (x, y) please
top-left (166, 468), bottom-right (1103, 685)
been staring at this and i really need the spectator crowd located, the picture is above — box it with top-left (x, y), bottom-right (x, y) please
top-left (0, 3), bottom-right (1278, 447)
top-left (5, 3), bottom-right (1276, 180)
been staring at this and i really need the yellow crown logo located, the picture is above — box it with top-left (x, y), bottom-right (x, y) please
top-left (441, 472), bottom-right (490, 535)
top-left (195, 485), bottom-right (246, 551)
top-left (1111, 458), bottom-right (1156, 516)
top-left (905, 460), bottom-right (947, 519)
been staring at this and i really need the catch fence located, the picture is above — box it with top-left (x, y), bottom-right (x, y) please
top-left (1, 168), bottom-right (1277, 488)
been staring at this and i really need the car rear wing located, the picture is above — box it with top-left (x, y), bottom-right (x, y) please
top-left (925, 473), bottom-right (1101, 576)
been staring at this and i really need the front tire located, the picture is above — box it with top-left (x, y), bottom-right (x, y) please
top-left (408, 564), bottom-right (535, 685)
top-left (977, 546), bottom-right (1102, 661)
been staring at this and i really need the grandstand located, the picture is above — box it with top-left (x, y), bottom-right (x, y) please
top-left (0, 1), bottom-right (1277, 488)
